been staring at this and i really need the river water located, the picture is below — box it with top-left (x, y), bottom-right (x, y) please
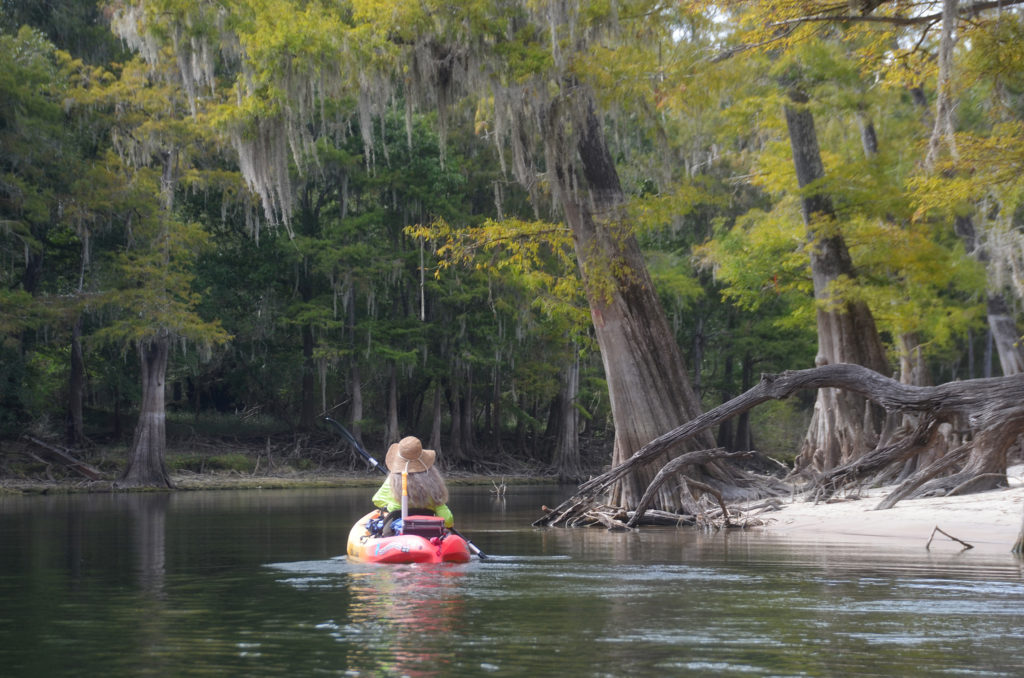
top-left (1, 484), bottom-right (1023, 677)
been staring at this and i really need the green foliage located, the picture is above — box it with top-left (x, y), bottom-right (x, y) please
top-left (749, 399), bottom-right (811, 462)
top-left (696, 202), bottom-right (813, 314)
top-left (5, 0), bottom-right (1024, 473)
top-left (93, 216), bottom-right (231, 352)
top-left (410, 215), bottom-right (592, 347)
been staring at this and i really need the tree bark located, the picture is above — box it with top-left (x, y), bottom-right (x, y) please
top-left (543, 88), bottom-right (715, 510)
top-left (461, 363), bottom-right (474, 456)
top-left (986, 295), bottom-right (1024, 376)
top-left (550, 351), bottom-right (583, 481)
top-left (950, 214), bottom-right (1024, 376)
top-left (121, 333), bottom-right (172, 488)
top-left (784, 91), bottom-right (890, 475)
top-left (736, 352), bottom-right (755, 450)
top-left (717, 353), bottom-right (735, 450)
top-left (925, 0), bottom-right (960, 170)
top-left (490, 366), bottom-right (503, 453)
top-left (384, 363), bottom-right (399, 445)
top-left (350, 362), bottom-right (363, 444)
top-left (429, 381), bottom-right (443, 456)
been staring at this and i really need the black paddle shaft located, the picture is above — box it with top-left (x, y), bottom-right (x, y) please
top-left (323, 416), bottom-right (386, 475)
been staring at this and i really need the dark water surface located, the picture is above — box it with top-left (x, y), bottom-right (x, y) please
top-left (2, 485), bottom-right (1023, 677)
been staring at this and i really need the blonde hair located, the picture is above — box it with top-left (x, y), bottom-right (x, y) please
top-left (389, 465), bottom-right (449, 508)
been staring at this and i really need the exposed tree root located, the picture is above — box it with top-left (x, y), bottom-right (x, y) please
top-left (533, 501), bottom-right (766, 531)
top-left (536, 364), bottom-right (1024, 529)
top-left (874, 444), bottom-right (970, 510)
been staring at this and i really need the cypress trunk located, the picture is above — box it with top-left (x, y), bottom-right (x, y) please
top-left (987, 295), bottom-right (1024, 376)
top-left (385, 364), bottom-right (399, 445)
top-left (429, 381), bottom-right (443, 456)
top-left (784, 92), bottom-right (890, 474)
top-left (350, 362), bottom-right (363, 444)
top-left (121, 333), bottom-right (172, 488)
top-left (551, 352), bottom-right (583, 481)
top-left (952, 215), bottom-right (1024, 376)
top-left (545, 90), bottom-right (713, 510)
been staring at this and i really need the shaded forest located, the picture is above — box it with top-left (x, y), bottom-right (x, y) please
top-left (3, 1), bottom-right (1024, 513)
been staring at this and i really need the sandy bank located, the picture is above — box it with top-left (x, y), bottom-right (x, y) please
top-left (753, 465), bottom-right (1024, 555)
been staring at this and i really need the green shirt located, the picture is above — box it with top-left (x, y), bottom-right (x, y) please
top-left (371, 479), bottom-right (454, 527)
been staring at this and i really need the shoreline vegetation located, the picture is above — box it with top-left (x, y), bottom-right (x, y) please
top-left (0, 471), bottom-right (559, 495)
top-left (0, 427), bottom-right (581, 496)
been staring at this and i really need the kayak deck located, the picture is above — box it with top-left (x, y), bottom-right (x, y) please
top-left (346, 510), bottom-right (471, 564)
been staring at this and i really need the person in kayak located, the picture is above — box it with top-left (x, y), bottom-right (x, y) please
top-left (370, 435), bottom-right (454, 531)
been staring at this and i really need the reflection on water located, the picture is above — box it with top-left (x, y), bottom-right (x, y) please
top-left (2, 486), bottom-right (1024, 677)
top-left (271, 559), bottom-right (471, 676)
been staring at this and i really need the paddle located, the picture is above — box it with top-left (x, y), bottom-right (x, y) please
top-left (324, 416), bottom-right (386, 475)
top-left (447, 527), bottom-right (489, 560)
top-left (323, 416), bottom-right (489, 560)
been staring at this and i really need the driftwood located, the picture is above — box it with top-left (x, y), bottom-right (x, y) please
top-left (22, 435), bottom-right (103, 480)
top-left (536, 363), bottom-right (1024, 529)
top-left (926, 526), bottom-right (973, 550)
top-left (625, 450), bottom-right (753, 527)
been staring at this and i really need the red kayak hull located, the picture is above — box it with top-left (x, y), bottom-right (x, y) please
top-left (346, 511), bottom-right (471, 564)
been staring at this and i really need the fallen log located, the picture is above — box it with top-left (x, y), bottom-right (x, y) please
top-left (627, 509), bottom-right (696, 526)
top-left (22, 435), bottom-right (103, 480)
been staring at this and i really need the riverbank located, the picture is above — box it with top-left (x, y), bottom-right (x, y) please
top-left (0, 470), bottom-right (555, 495)
top-left (4, 445), bottom-right (1022, 556)
top-left (752, 464), bottom-right (1024, 555)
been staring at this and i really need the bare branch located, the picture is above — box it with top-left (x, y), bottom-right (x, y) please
top-left (927, 526), bottom-right (974, 550)
top-left (766, 0), bottom-right (1024, 29)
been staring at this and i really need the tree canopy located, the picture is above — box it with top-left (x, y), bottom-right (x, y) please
top-left (2, 1), bottom-right (1023, 508)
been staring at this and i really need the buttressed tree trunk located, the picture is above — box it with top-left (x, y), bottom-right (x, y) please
top-left (784, 91), bottom-right (890, 475)
top-left (121, 332), bottom-right (173, 488)
top-left (544, 89), bottom-right (716, 510)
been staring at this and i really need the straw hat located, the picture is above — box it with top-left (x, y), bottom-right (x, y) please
top-left (385, 436), bottom-right (436, 473)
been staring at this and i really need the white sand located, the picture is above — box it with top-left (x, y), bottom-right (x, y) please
top-left (752, 465), bottom-right (1024, 555)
